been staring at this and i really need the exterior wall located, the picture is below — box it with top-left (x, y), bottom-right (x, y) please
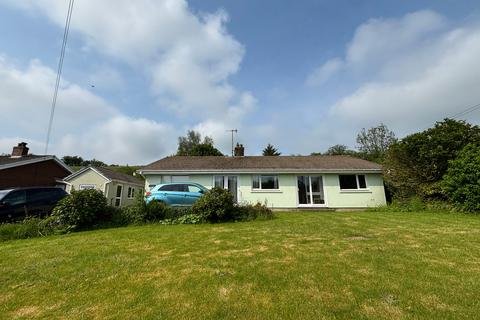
top-left (106, 182), bottom-right (142, 207)
top-left (66, 169), bottom-right (107, 193)
top-left (324, 173), bottom-right (386, 208)
top-left (142, 172), bottom-right (386, 208)
top-left (66, 169), bottom-right (143, 207)
top-left (0, 160), bottom-right (71, 190)
top-left (238, 174), bottom-right (297, 207)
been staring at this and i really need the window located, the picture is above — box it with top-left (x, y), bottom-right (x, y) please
top-left (115, 185), bottom-right (123, 207)
top-left (252, 175), bottom-right (279, 190)
top-left (27, 188), bottom-right (55, 203)
top-left (339, 174), bottom-right (367, 190)
top-left (159, 184), bottom-right (187, 192)
top-left (3, 190), bottom-right (26, 205)
top-left (188, 185), bottom-right (202, 193)
top-left (214, 176), bottom-right (224, 188)
top-left (127, 187), bottom-right (134, 198)
top-left (79, 184), bottom-right (95, 190)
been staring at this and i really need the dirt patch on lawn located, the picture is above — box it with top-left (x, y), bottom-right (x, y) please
top-left (346, 236), bottom-right (369, 241)
top-left (13, 306), bottom-right (40, 318)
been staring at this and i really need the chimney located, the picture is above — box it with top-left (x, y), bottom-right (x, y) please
top-left (11, 142), bottom-right (29, 158)
top-left (234, 143), bottom-right (244, 157)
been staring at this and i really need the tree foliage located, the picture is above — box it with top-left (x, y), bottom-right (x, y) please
top-left (384, 119), bottom-right (480, 199)
top-left (356, 123), bottom-right (397, 162)
top-left (62, 156), bottom-right (107, 167)
top-left (312, 144), bottom-right (358, 156)
top-left (442, 144), bottom-right (480, 212)
top-left (262, 143), bottom-right (281, 156)
top-left (177, 130), bottom-right (221, 156)
top-left (62, 155), bottom-right (84, 166)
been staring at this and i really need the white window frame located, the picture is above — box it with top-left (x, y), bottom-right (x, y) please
top-left (297, 175), bottom-right (327, 207)
top-left (127, 187), bottom-right (135, 199)
top-left (79, 184), bottom-right (95, 190)
top-left (252, 175), bottom-right (279, 190)
top-left (114, 185), bottom-right (123, 207)
top-left (339, 174), bottom-right (368, 191)
top-left (212, 175), bottom-right (239, 202)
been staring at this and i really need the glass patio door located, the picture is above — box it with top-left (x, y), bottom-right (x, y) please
top-left (214, 175), bottom-right (238, 202)
top-left (297, 176), bottom-right (325, 206)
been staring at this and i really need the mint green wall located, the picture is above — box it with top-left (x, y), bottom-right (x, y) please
top-left (324, 174), bottom-right (386, 208)
top-left (143, 173), bottom-right (386, 208)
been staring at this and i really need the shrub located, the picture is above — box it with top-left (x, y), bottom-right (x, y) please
top-left (235, 202), bottom-right (275, 221)
top-left (0, 217), bottom-right (60, 241)
top-left (52, 189), bottom-right (108, 230)
top-left (443, 143), bottom-right (480, 212)
top-left (191, 187), bottom-right (235, 222)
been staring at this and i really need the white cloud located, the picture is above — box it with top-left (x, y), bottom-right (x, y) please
top-left (0, 56), bottom-right (116, 138)
top-left (0, 55), bottom-right (179, 163)
top-left (306, 58), bottom-right (343, 86)
top-left (307, 10), bottom-right (480, 141)
top-left (56, 116), bottom-right (178, 164)
top-left (4, 0), bottom-right (253, 120)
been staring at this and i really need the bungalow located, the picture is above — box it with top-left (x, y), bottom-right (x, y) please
top-left (0, 142), bottom-right (72, 190)
top-left (138, 153), bottom-right (387, 209)
top-left (63, 166), bottom-right (144, 207)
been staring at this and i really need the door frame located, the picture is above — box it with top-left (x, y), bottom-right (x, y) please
top-left (296, 175), bottom-right (328, 207)
top-left (114, 184), bottom-right (123, 207)
top-left (212, 175), bottom-right (240, 203)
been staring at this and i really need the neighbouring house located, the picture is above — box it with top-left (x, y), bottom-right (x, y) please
top-left (63, 166), bottom-right (144, 207)
top-left (138, 148), bottom-right (387, 209)
top-left (0, 142), bottom-right (72, 190)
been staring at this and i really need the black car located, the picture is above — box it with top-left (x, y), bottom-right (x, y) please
top-left (0, 187), bottom-right (68, 222)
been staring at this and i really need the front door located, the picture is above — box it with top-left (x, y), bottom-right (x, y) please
top-left (297, 176), bottom-right (326, 207)
top-left (214, 176), bottom-right (238, 202)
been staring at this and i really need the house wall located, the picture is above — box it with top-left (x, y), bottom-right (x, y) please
top-left (66, 169), bottom-right (142, 207)
top-left (143, 173), bottom-right (386, 208)
top-left (0, 160), bottom-right (71, 190)
top-left (106, 182), bottom-right (142, 207)
top-left (66, 169), bottom-right (107, 193)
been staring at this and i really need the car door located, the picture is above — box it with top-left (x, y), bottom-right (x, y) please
top-left (0, 190), bottom-right (27, 222)
top-left (26, 188), bottom-right (51, 217)
top-left (158, 184), bottom-right (186, 205)
top-left (185, 184), bottom-right (204, 205)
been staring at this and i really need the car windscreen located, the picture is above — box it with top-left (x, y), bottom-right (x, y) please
top-left (0, 190), bottom-right (11, 201)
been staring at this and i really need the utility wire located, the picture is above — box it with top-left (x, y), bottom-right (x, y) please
top-left (44, 0), bottom-right (75, 154)
top-left (449, 103), bottom-right (480, 120)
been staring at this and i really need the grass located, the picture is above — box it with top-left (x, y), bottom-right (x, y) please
top-left (1, 211), bottom-right (480, 319)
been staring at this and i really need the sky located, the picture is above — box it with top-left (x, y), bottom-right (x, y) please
top-left (1, 0), bottom-right (480, 164)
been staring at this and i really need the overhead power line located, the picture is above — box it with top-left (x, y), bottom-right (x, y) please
top-left (44, 0), bottom-right (75, 154)
top-left (449, 103), bottom-right (480, 120)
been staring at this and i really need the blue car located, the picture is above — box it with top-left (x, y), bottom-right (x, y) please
top-left (145, 182), bottom-right (208, 206)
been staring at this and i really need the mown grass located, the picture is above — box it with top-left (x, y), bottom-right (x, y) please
top-left (1, 211), bottom-right (480, 319)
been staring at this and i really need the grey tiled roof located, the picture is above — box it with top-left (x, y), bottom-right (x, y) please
top-left (94, 167), bottom-right (144, 185)
top-left (141, 156), bottom-right (382, 172)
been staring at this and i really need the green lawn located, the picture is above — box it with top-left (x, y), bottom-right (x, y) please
top-left (1, 212), bottom-right (480, 320)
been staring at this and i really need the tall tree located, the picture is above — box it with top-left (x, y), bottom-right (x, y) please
top-left (62, 155), bottom-right (84, 166)
top-left (262, 144), bottom-right (281, 156)
top-left (356, 123), bottom-right (397, 162)
top-left (323, 144), bottom-right (358, 156)
top-left (177, 130), bottom-right (222, 156)
top-left (384, 118), bottom-right (480, 199)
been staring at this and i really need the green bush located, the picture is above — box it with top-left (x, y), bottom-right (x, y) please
top-left (191, 187), bottom-right (235, 222)
top-left (52, 189), bottom-right (108, 230)
top-left (0, 217), bottom-right (60, 241)
top-left (443, 144), bottom-right (480, 212)
top-left (235, 202), bottom-right (275, 221)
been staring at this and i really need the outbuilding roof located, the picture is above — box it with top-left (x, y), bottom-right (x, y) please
top-left (139, 156), bottom-right (382, 173)
top-left (64, 166), bottom-right (144, 186)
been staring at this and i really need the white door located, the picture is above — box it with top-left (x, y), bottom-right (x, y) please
top-left (114, 185), bottom-right (123, 207)
top-left (297, 176), bottom-right (326, 207)
top-left (213, 175), bottom-right (238, 202)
